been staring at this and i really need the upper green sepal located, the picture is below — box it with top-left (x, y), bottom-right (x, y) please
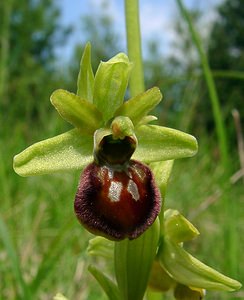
top-left (50, 89), bottom-right (103, 133)
top-left (77, 42), bottom-right (94, 103)
top-left (13, 129), bottom-right (93, 176)
top-left (115, 87), bottom-right (162, 126)
top-left (93, 53), bottom-right (132, 122)
top-left (133, 125), bottom-right (198, 163)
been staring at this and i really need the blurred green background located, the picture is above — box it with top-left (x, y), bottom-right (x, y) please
top-left (0, 0), bottom-right (243, 299)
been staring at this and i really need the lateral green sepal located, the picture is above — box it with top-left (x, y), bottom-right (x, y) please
top-left (13, 129), bottom-right (93, 176)
top-left (50, 89), bottom-right (103, 133)
top-left (77, 42), bottom-right (94, 103)
top-left (133, 125), bottom-right (198, 163)
top-left (115, 87), bottom-right (162, 126)
top-left (93, 53), bottom-right (132, 122)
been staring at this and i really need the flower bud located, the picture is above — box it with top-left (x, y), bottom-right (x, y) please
top-left (74, 159), bottom-right (161, 240)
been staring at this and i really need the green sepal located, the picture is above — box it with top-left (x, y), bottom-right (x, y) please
top-left (114, 218), bottom-right (160, 300)
top-left (13, 129), bottom-right (93, 176)
top-left (133, 125), bottom-right (198, 163)
top-left (50, 89), bottom-right (102, 133)
top-left (93, 53), bottom-right (132, 122)
top-left (88, 265), bottom-right (120, 300)
top-left (87, 236), bottom-right (114, 260)
top-left (77, 42), bottom-right (94, 102)
top-left (164, 209), bottom-right (200, 243)
top-left (115, 87), bottom-right (162, 126)
top-left (159, 238), bottom-right (242, 291)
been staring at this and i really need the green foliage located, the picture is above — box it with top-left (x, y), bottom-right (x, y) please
top-left (0, 0), bottom-right (70, 129)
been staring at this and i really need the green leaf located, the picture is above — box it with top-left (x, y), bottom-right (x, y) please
top-left (50, 89), bottom-right (103, 133)
top-left (114, 218), bottom-right (160, 300)
top-left (30, 221), bottom-right (74, 295)
top-left (133, 125), bottom-right (198, 163)
top-left (115, 87), bottom-right (162, 126)
top-left (159, 238), bottom-right (242, 291)
top-left (150, 160), bottom-right (174, 198)
top-left (13, 129), bottom-right (93, 176)
top-left (77, 42), bottom-right (94, 103)
top-left (93, 53), bottom-right (132, 122)
top-left (164, 209), bottom-right (200, 243)
top-left (0, 215), bottom-right (30, 299)
top-left (88, 265), bottom-right (120, 300)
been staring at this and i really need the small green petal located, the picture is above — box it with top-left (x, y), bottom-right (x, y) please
top-left (50, 89), bottom-right (103, 133)
top-left (13, 129), bottom-right (93, 176)
top-left (93, 53), bottom-right (132, 122)
top-left (133, 125), bottom-right (198, 163)
top-left (77, 42), bottom-right (94, 103)
top-left (164, 209), bottom-right (200, 243)
top-left (159, 238), bottom-right (242, 291)
top-left (115, 87), bottom-right (162, 126)
top-left (137, 115), bottom-right (158, 126)
top-left (114, 218), bottom-right (160, 300)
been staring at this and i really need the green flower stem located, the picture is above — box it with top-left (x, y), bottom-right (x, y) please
top-left (125, 0), bottom-right (145, 96)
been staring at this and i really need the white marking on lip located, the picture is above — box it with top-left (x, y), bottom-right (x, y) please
top-left (108, 181), bottom-right (123, 202)
top-left (127, 180), bottom-right (140, 201)
top-left (107, 167), bottom-right (114, 179)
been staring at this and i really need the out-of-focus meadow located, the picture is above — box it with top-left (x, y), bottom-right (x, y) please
top-left (0, 0), bottom-right (243, 299)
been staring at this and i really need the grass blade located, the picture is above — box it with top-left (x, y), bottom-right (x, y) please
top-left (0, 215), bottom-right (30, 299)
